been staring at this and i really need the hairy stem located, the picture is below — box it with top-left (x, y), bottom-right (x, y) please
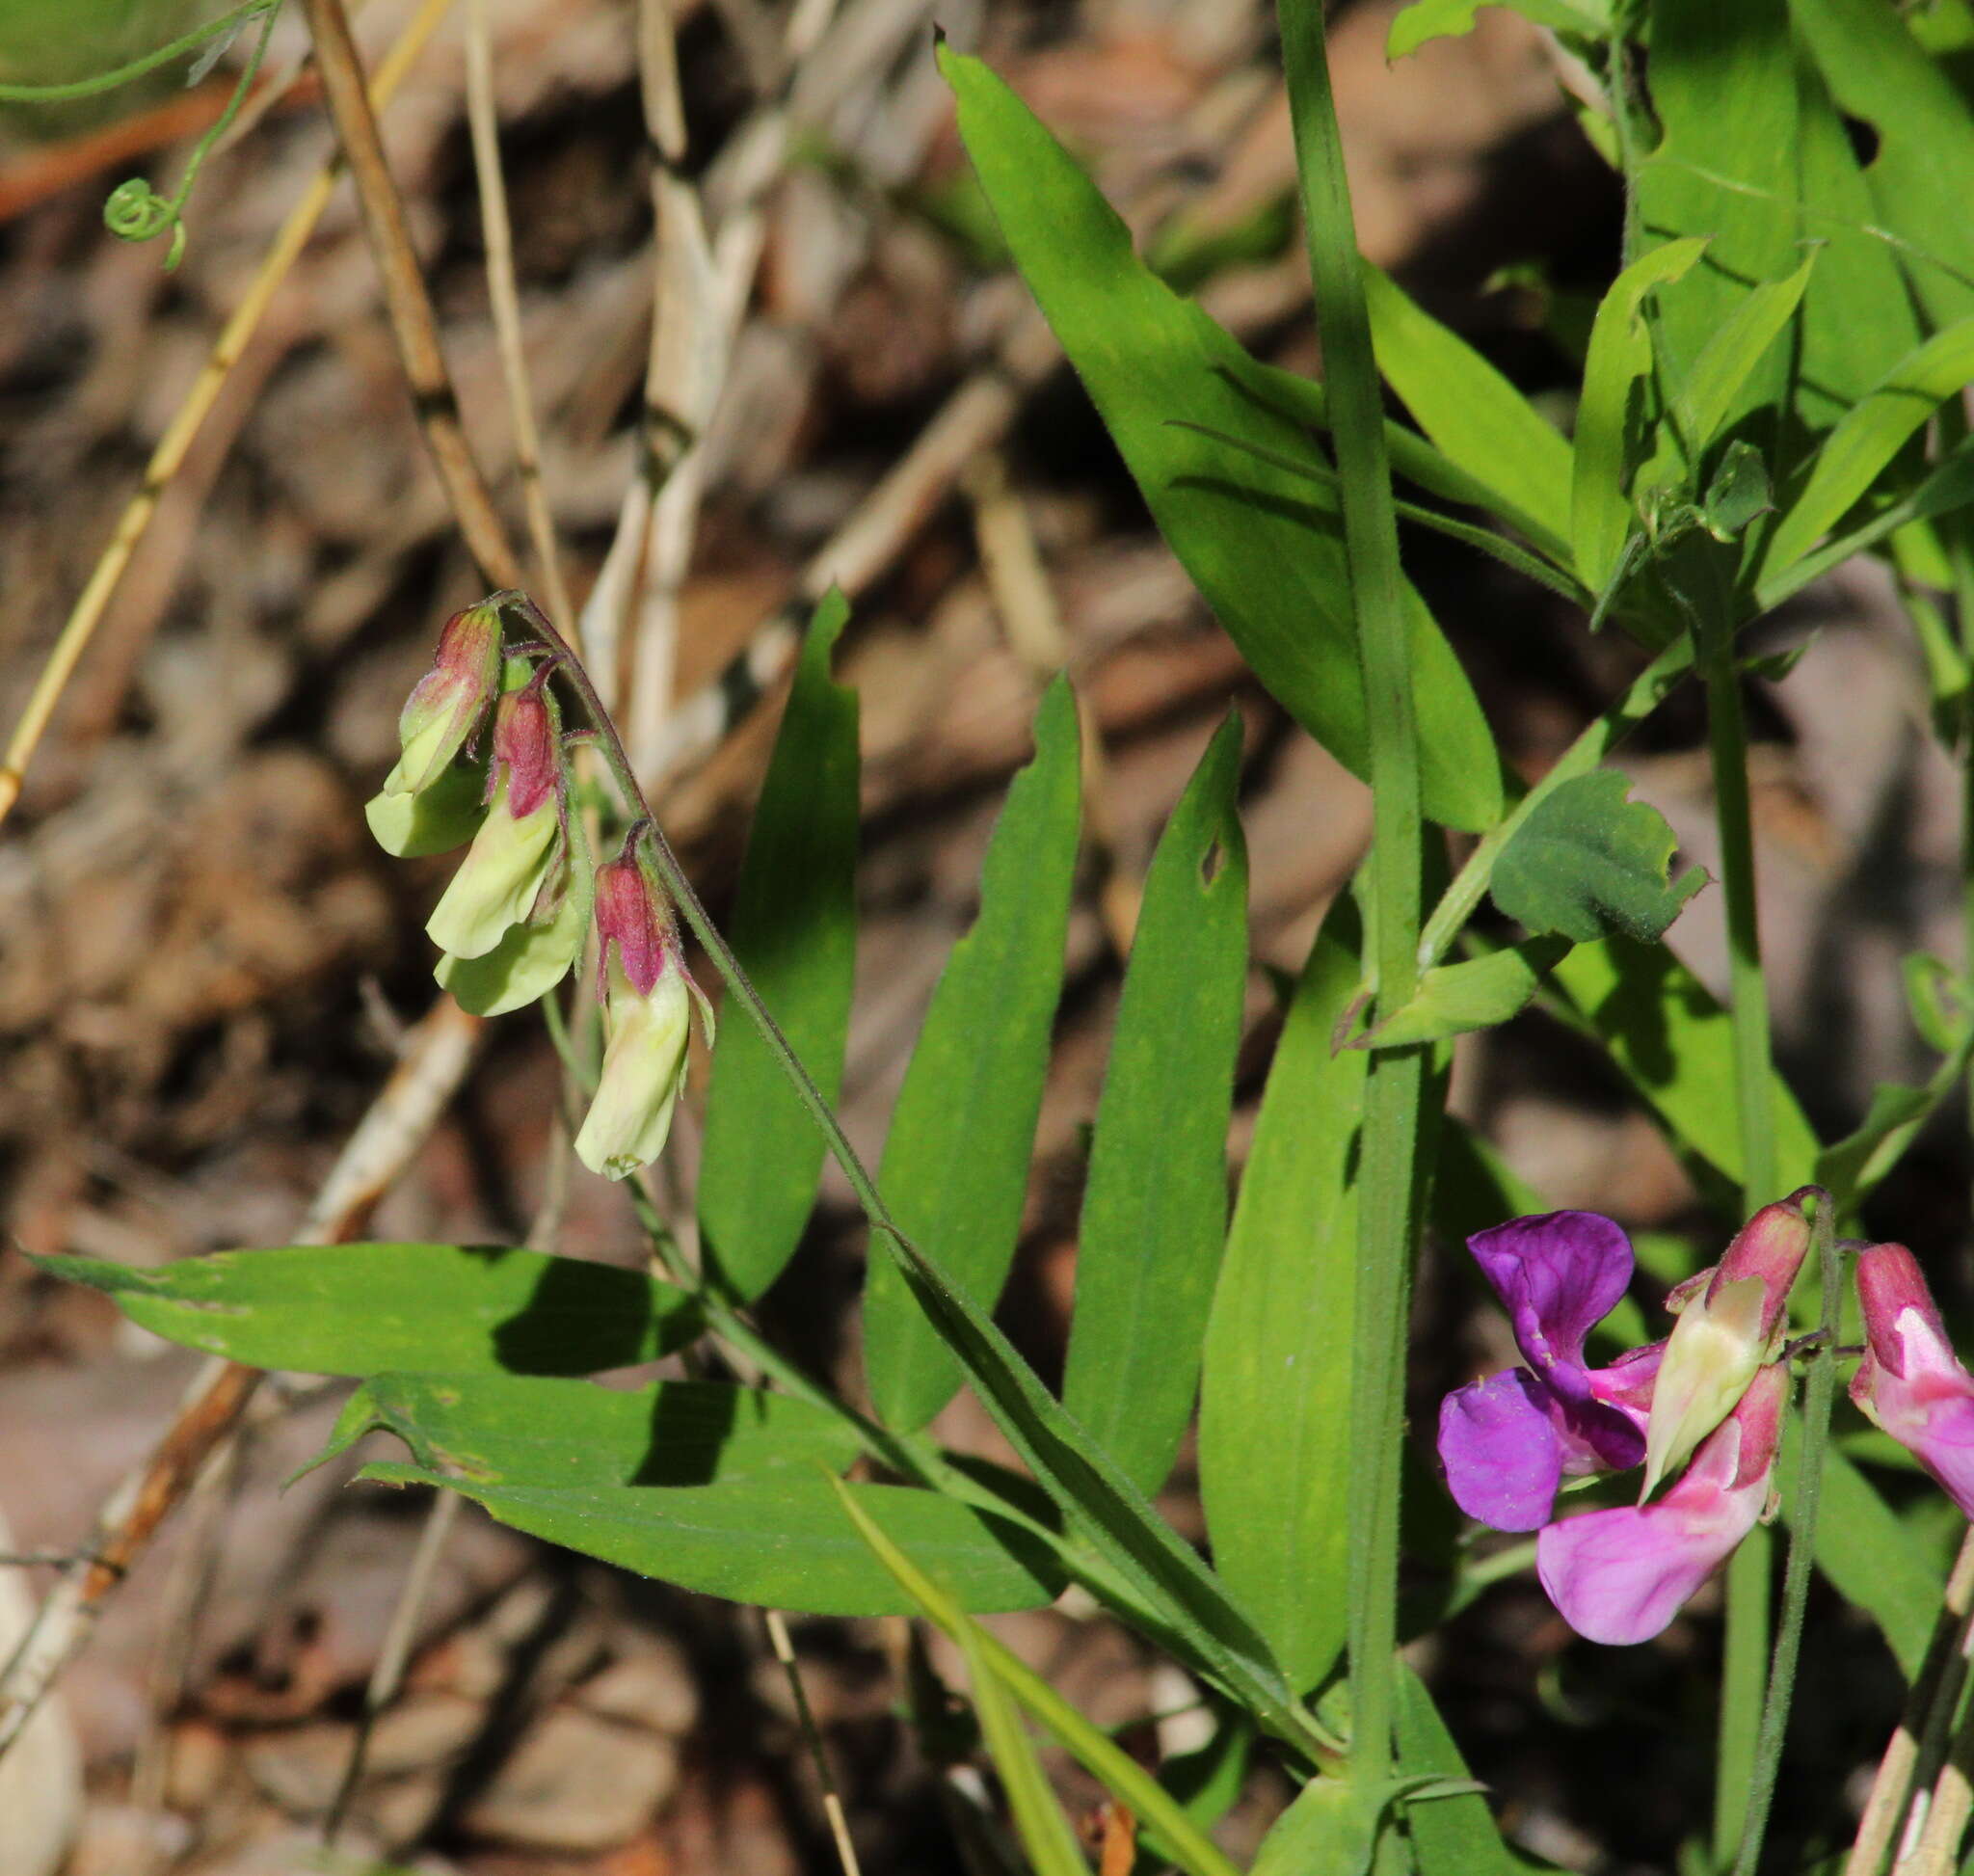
top-left (1276, 0), bottom-right (1425, 1782)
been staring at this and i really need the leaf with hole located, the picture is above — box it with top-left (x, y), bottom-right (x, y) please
top-left (863, 677), bottom-right (1080, 1434)
top-left (1063, 716), bottom-right (1247, 1496)
top-left (1200, 898), bottom-right (1364, 1693)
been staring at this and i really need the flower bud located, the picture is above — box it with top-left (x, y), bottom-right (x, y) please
top-left (593, 852), bottom-right (667, 996)
top-left (383, 603), bottom-right (502, 797)
top-left (1641, 1189), bottom-right (1812, 1497)
top-left (425, 690), bottom-right (565, 962)
top-left (1852, 1245), bottom-right (1974, 1517)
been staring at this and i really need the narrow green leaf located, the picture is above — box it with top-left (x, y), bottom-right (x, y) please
top-left (366, 1467), bottom-right (1065, 1616)
top-left (939, 43), bottom-right (1503, 832)
top-left (1396, 1668), bottom-right (1527, 1876)
top-left (310, 1373), bottom-right (862, 1487)
top-left (864, 679), bottom-right (1080, 1433)
top-left (1062, 718), bottom-right (1247, 1495)
top-left (1633, 0), bottom-right (1802, 443)
top-left (699, 591), bottom-right (860, 1301)
top-left (1672, 254), bottom-right (1816, 460)
top-left (1548, 937), bottom-right (1821, 1196)
top-left (1572, 239), bottom-right (1709, 588)
top-left (1817, 1022), bottom-right (1974, 1214)
top-left (1490, 771), bottom-right (1705, 946)
top-left (1357, 937), bottom-right (1568, 1050)
top-left (1250, 1777), bottom-right (1376, 1876)
top-left (1794, 0), bottom-right (1974, 337)
top-left (1762, 318), bottom-right (1974, 580)
top-left (1362, 263), bottom-right (1573, 550)
top-left (1199, 898), bottom-right (1365, 1693)
top-left (951, 1620), bottom-right (1092, 1876)
top-left (1789, 51), bottom-right (1923, 437)
top-left (832, 1477), bottom-right (1245, 1876)
top-left (38, 1244), bottom-right (701, 1378)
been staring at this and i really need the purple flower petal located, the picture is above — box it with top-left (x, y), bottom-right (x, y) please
top-left (1438, 1370), bottom-right (1562, 1532)
top-left (1468, 1212), bottom-right (1637, 1406)
top-left (1535, 1365), bottom-right (1785, 1645)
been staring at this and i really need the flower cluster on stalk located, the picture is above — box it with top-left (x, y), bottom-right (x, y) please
top-left (365, 599), bottom-right (710, 1182)
top-left (1440, 1194), bottom-right (1974, 1646)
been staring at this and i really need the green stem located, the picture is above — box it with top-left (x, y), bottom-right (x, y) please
top-left (1733, 1199), bottom-right (1842, 1876)
top-left (1695, 579), bottom-right (1778, 1866)
top-left (497, 591), bottom-right (1338, 1767)
top-left (0, 0), bottom-right (274, 100)
top-left (1276, 0), bottom-right (1424, 1782)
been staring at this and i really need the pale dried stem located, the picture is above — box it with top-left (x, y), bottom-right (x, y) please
top-left (1849, 1526), bottom-right (1974, 1876)
top-left (322, 1486), bottom-right (463, 1846)
top-left (764, 1607), bottom-right (865, 1876)
top-left (297, 0), bottom-right (522, 590)
top-left (0, 998), bottom-right (484, 1762)
top-left (0, 0), bottom-right (456, 830)
top-left (465, 0), bottom-right (575, 640)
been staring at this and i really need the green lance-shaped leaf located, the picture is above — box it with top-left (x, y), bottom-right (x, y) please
top-left (864, 678), bottom-right (1080, 1433)
top-left (39, 1244), bottom-right (702, 1378)
top-left (1762, 317), bottom-right (1974, 582)
top-left (1198, 898), bottom-right (1365, 1693)
top-left (1061, 717), bottom-right (1248, 1496)
top-left (1361, 262), bottom-right (1573, 556)
top-left (1549, 936), bottom-right (1822, 1199)
top-left (1794, 0), bottom-right (1974, 338)
top-left (1396, 1668), bottom-right (1529, 1876)
top-left (1670, 253), bottom-right (1816, 464)
top-left (1632, 0), bottom-right (1803, 446)
top-left (1490, 770), bottom-right (1704, 946)
top-left (1572, 238), bottom-right (1710, 591)
top-left (309, 1373), bottom-right (862, 1488)
top-left (364, 1467), bottom-right (1065, 1618)
top-left (939, 43), bottom-right (1503, 834)
top-left (698, 591), bottom-right (860, 1301)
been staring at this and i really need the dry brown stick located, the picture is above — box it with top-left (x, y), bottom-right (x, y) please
top-left (1849, 1527), bottom-right (1974, 1876)
top-left (0, 997), bottom-right (484, 1763)
top-left (463, 0), bottom-right (575, 637)
top-left (0, 0), bottom-right (457, 829)
top-left (296, 0), bottom-right (522, 592)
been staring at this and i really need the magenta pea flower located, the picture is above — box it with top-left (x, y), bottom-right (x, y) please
top-left (1536, 1361), bottom-right (1787, 1646)
top-left (1851, 1244), bottom-right (1974, 1518)
top-left (1436, 1212), bottom-right (1667, 1532)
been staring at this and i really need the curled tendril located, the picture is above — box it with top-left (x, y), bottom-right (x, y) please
top-left (93, 1), bottom-right (282, 274)
top-left (102, 178), bottom-right (187, 268)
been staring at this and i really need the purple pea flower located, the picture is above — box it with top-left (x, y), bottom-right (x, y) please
top-left (1536, 1361), bottom-right (1786, 1646)
top-left (1852, 1245), bottom-right (1974, 1518)
top-left (1436, 1212), bottom-right (1666, 1532)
